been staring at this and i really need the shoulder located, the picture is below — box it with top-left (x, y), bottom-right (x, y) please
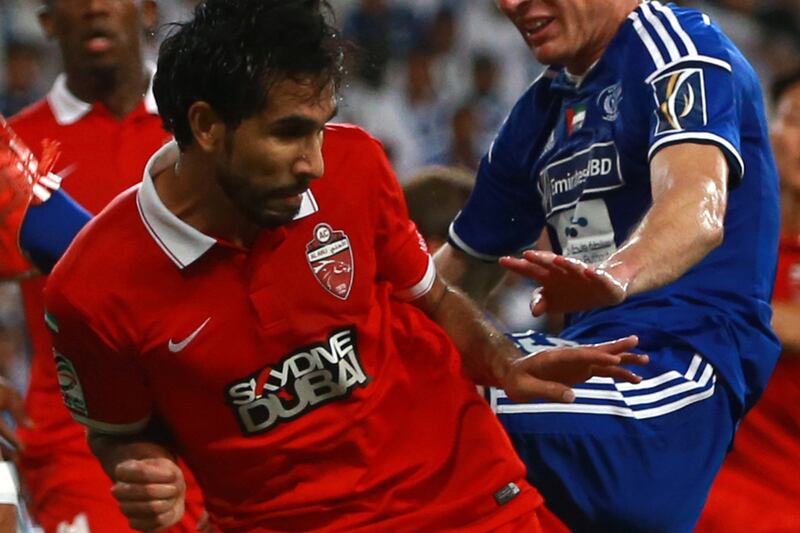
top-left (619, 1), bottom-right (739, 83)
top-left (322, 123), bottom-right (393, 177)
top-left (324, 123), bottom-right (386, 154)
top-left (49, 186), bottom-right (143, 295)
top-left (8, 98), bottom-right (55, 137)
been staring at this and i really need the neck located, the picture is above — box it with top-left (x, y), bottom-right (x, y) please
top-left (155, 148), bottom-right (259, 248)
top-left (782, 187), bottom-right (800, 236)
top-left (565, 0), bottom-right (640, 75)
top-left (63, 55), bottom-right (148, 118)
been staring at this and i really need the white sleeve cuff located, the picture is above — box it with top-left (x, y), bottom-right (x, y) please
top-left (0, 463), bottom-right (18, 506)
top-left (393, 256), bottom-right (436, 301)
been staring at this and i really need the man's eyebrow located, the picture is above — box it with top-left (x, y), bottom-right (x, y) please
top-left (271, 105), bottom-right (340, 130)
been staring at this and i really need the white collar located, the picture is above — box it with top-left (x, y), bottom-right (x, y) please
top-left (47, 62), bottom-right (159, 125)
top-left (136, 141), bottom-right (217, 269)
top-left (136, 141), bottom-right (321, 269)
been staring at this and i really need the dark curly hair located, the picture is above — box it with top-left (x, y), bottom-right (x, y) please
top-left (154, 0), bottom-right (345, 149)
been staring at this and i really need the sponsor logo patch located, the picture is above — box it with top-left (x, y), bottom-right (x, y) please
top-left (306, 223), bottom-right (354, 300)
top-left (55, 352), bottom-right (88, 416)
top-left (651, 68), bottom-right (708, 135)
top-left (225, 327), bottom-right (369, 435)
top-left (539, 141), bottom-right (624, 216)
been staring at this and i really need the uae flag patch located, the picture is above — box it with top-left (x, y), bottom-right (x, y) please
top-left (566, 103), bottom-right (587, 136)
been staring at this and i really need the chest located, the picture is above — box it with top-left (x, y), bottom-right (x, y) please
top-left (531, 77), bottom-right (652, 264)
top-left (136, 207), bottom-right (379, 435)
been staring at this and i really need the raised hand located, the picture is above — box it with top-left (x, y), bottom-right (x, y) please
top-left (112, 458), bottom-right (186, 532)
top-left (500, 250), bottom-right (628, 316)
top-left (498, 335), bottom-right (647, 403)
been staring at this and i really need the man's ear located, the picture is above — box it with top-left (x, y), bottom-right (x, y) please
top-left (187, 102), bottom-right (226, 154)
top-left (38, 7), bottom-right (56, 40)
top-left (141, 0), bottom-right (158, 35)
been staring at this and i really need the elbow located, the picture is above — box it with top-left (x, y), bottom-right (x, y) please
top-left (699, 222), bottom-right (724, 254)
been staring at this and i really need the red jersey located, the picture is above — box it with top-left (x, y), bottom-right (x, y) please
top-left (9, 72), bottom-right (170, 455)
top-left (697, 234), bottom-right (800, 531)
top-left (45, 126), bottom-right (543, 532)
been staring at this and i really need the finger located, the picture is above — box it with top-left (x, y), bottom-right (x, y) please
top-left (119, 498), bottom-right (179, 519)
top-left (521, 250), bottom-right (571, 275)
top-left (115, 459), bottom-right (180, 485)
top-left (530, 289), bottom-right (548, 317)
top-left (506, 373), bottom-right (576, 404)
top-left (499, 256), bottom-right (552, 280)
top-left (617, 353), bottom-right (650, 366)
top-left (112, 482), bottom-right (181, 502)
top-left (590, 366), bottom-right (643, 383)
top-left (589, 335), bottom-right (639, 353)
top-left (552, 255), bottom-right (590, 276)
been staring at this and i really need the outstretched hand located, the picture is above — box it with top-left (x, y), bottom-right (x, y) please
top-left (500, 251), bottom-right (628, 316)
top-left (498, 335), bottom-right (648, 403)
top-left (112, 458), bottom-right (186, 532)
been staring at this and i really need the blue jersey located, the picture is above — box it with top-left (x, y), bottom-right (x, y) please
top-left (451, 1), bottom-right (780, 414)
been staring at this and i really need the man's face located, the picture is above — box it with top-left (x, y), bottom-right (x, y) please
top-left (497, 0), bottom-right (621, 72)
top-left (39, 0), bottom-right (155, 73)
top-left (772, 83), bottom-right (800, 193)
top-left (215, 79), bottom-right (336, 229)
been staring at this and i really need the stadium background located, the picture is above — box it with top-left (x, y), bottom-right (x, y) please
top-left (0, 0), bottom-right (797, 504)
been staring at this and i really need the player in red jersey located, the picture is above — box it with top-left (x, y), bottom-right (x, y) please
top-left (696, 70), bottom-right (800, 532)
top-left (43, 1), bottom-right (648, 531)
top-left (0, 0), bottom-right (204, 530)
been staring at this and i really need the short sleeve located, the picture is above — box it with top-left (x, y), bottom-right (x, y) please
top-left (449, 77), bottom-right (556, 260)
top-left (44, 285), bottom-right (153, 435)
top-left (368, 137), bottom-right (435, 301)
top-left (629, 4), bottom-right (745, 183)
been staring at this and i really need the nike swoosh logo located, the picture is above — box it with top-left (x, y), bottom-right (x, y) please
top-left (168, 317), bottom-right (211, 353)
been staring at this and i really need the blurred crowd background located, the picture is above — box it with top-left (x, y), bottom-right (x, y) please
top-left (0, 0), bottom-right (799, 390)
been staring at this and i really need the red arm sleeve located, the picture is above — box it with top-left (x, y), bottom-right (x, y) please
top-left (44, 284), bottom-right (153, 435)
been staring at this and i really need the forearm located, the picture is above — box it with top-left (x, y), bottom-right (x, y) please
top-left (603, 144), bottom-right (727, 297)
top-left (88, 428), bottom-right (176, 482)
top-left (772, 301), bottom-right (800, 353)
top-left (434, 243), bottom-right (507, 304)
top-left (418, 279), bottom-right (517, 386)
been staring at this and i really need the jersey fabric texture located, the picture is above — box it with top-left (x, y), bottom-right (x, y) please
top-left (44, 126), bottom-right (547, 533)
top-left (450, 2), bottom-right (780, 531)
top-left (9, 71), bottom-right (203, 533)
top-left (696, 234), bottom-right (800, 532)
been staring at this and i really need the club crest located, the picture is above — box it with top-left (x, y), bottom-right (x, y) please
top-left (306, 223), bottom-right (354, 300)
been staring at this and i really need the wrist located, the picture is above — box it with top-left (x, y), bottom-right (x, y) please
top-left (598, 257), bottom-right (637, 299)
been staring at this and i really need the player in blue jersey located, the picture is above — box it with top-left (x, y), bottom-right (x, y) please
top-left (436, 1), bottom-right (781, 532)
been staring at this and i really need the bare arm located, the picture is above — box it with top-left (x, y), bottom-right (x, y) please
top-left (88, 425), bottom-right (185, 532)
top-left (433, 243), bottom-right (507, 304)
top-left (772, 301), bottom-right (800, 354)
top-left (604, 143), bottom-right (728, 296)
top-left (411, 275), bottom-right (647, 402)
top-left (502, 143), bottom-right (729, 315)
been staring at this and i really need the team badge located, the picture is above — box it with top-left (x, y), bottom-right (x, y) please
top-left (598, 83), bottom-right (622, 122)
top-left (306, 223), bottom-right (354, 300)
